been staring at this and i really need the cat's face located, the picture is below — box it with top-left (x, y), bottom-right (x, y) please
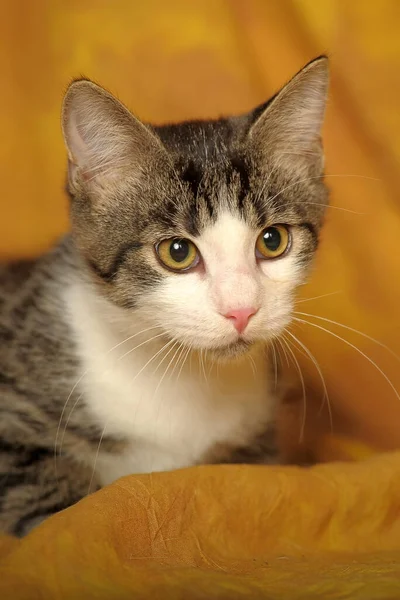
top-left (62, 57), bottom-right (329, 358)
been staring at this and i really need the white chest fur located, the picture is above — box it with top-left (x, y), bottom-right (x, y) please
top-left (65, 282), bottom-right (275, 485)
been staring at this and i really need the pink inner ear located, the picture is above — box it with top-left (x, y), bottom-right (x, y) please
top-left (63, 89), bottom-right (118, 183)
top-left (64, 106), bottom-right (116, 184)
top-left (65, 106), bottom-right (90, 167)
top-left (248, 58), bottom-right (328, 166)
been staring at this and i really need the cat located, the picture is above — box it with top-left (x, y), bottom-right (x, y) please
top-left (0, 56), bottom-right (329, 536)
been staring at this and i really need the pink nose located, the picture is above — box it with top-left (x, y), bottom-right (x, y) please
top-left (224, 307), bottom-right (258, 334)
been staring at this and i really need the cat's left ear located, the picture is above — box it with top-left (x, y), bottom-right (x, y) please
top-left (248, 56), bottom-right (329, 176)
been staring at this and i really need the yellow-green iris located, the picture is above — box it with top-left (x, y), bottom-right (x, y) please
top-left (156, 238), bottom-right (199, 271)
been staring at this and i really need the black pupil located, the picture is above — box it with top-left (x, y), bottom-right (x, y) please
top-left (263, 227), bottom-right (282, 251)
top-left (170, 239), bottom-right (190, 263)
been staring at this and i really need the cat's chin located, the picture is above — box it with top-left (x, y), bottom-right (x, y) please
top-left (207, 339), bottom-right (253, 361)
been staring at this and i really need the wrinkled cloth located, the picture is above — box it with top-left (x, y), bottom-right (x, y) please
top-left (1, 448), bottom-right (400, 599)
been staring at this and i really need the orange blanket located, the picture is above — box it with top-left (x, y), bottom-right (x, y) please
top-left (1, 448), bottom-right (399, 599)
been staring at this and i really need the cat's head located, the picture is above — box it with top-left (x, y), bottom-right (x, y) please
top-left (62, 57), bottom-right (329, 358)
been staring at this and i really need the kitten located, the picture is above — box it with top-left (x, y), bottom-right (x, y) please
top-left (0, 56), bottom-right (329, 535)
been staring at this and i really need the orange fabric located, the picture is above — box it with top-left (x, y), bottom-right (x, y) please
top-left (1, 451), bottom-right (400, 598)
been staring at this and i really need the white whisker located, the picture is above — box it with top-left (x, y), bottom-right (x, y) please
top-left (206, 349), bottom-right (215, 380)
top-left (276, 336), bottom-right (290, 368)
top-left (293, 317), bottom-right (400, 405)
top-left (167, 342), bottom-right (187, 388)
top-left (281, 332), bottom-right (307, 442)
top-left (294, 311), bottom-right (400, 362)
top-left (199, 349), bottom-right (208, 386)
top-left (87, 424), bottom-right (107, 496)
top-left (118, 331), bottom-right (166, 361)
top-left (267, 173), bottom-right (380, 206)
top-left (151, 341), bottom-right (182, 401)
top-left (130, 338), bottom-right (178, 429)
top-left (273, 338), bottom-right (286, 375)
top-left (168, 343), bottom-right (191, 449)
top-left (285, 328), bottom-right (333, 432)
top-left (303, 202), bottom-right (365, 215)
top-left (270, 342), bottom-right (278, 390)
top-left (151, 339), bottom-right (180, 378)
top-left (247, 353), bottom-right (257, 378)
top-left (176, 344), bottom-right (192, 384)
top-left (150, 341), bottom-right (184, 471)
top-left (296, 291), bottom-right (342, 304)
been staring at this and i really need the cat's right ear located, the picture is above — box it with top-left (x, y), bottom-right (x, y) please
top-left (62, 80), bottom-right (166, 193)
top-left (247, 56), bottom-right (329, 177)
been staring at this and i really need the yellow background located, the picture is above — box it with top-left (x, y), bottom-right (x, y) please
top-left (1, 0), bottom-right (400, 458)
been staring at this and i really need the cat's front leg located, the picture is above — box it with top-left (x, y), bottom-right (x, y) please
top-left (0, 448), bottom-right (98, 536)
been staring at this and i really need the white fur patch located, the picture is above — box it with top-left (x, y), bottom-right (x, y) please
top-left (65, 280), bottom-right (274, 484)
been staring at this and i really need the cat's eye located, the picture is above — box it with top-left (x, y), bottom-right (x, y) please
top-left (256, 225), bottom-right (290, 259)
top-left (156, 238), bottom-right (200, 272)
